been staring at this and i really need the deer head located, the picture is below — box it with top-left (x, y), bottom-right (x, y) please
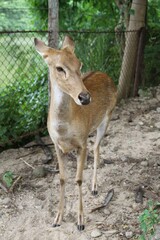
top-left (34, 36), bottom-right (91, 105)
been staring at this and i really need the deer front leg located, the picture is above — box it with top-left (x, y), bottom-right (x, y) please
top-left (53, 144), bottom-right (66, 227)
top-left (75, 146), bottom-right (87, 231)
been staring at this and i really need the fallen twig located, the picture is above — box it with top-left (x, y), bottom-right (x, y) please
top-left (9, 176), bottom-right (22, 192)
top-left (22, 159), bottom-right (35, 169)
top-left (0, 181), bottom-right (8, 193)
top-left (90, 188), bottom-right (114, 212)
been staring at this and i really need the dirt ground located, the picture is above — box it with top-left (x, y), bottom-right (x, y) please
top-left (0, 86), bottom-right (160, 240)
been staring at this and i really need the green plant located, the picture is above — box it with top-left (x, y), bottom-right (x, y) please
top-left (139, 200), bottom-right (160, 240)
top-left (0, 72), bottom-right (48, 145)
top-left (2, 171), bottom-right (14, 188)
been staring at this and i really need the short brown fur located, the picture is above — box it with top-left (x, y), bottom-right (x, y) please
top-left (34, 36), bottom-right (117, 230)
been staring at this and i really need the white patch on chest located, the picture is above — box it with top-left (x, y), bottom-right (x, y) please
top-left (53, 82), bottom-right (63, 107)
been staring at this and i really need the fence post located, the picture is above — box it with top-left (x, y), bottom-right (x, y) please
top-left (48, 0), bottom-right (59, 48)
top-left (48, 0), bottom-right (59, 103)
top-left (133, 27), bottom-right (146, 97)
top-left (117, 0), bottom-right (147, 102)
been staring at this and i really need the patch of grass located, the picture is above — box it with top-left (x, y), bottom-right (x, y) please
top-left (139, 200), bottom-right (160, 240)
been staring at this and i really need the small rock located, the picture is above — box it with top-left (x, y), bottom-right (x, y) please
top-left (138, 121), bottom-right (144, 126)
top-left (155, 122), bottom-right (160, 129)
top-left (18, 205), bottom-right (24, 210)
top-left (141, 161), bottom-right (148, 167)
top-left (121, 156), bottom-right (127, 162)
top-left (155, 184), bottom-right (160, 191)
top-left (0, 197), bottom-right (11, 205)
top-left (91, 229), bottom-right (102, 238)
top-left (156, 107), bottom-right (160, 113)
top-left (103, 209), bottom-right (111, 215)
top-left (132, 203), bottom-right (138, 210)
top-left (125, 231), bottom-right (133, 238)
top-left (32, 166), bottom-right (47, 178)
top-left (135, 125), bottom-right (141, 131)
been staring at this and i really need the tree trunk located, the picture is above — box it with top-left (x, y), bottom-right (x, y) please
top-left (117, 0), bottom-right (147, 102)
top-left (115, 0), bottom-right (131, 58)
top-left (133, 27), bottom-right (146, 97)
top-left (48, 0), bottom-right (59, 105)
top-left (48, 0), bottom-right (59, 48)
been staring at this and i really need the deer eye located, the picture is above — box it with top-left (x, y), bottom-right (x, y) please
top-left (56, 66), bottom-right (65, 73)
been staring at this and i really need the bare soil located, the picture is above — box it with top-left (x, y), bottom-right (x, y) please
top-left (0, 87), bottom-right (160, 240)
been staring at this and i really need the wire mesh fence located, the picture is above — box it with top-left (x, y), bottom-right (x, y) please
top-left (0, 30), bottom-right (122, 148)
top-left (0, 31), bottom-right (48, 90)
top-left (0, 29), bottom-right (159, 148)
top-left (0, 31), bottom-right (49, 147)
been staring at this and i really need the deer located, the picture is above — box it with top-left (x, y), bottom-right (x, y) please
top-left (34, 35), bottom-right (117, 231)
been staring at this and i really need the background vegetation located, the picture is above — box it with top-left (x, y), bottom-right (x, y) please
top-left (0, 0), bottom-right (160, 147)
top-left (0, 0), bottom-right (32, 31)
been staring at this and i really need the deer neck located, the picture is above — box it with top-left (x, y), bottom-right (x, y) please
top-left (49, 79), bottom-right (72, 122)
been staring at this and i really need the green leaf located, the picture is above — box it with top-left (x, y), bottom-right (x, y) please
top-left (2, 171), bottom-right (14, 188)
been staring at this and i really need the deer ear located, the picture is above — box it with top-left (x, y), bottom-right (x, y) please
top-left (62, 35), bottom-right (75, 52)
top-left (34, 38), bottom-right (49, 57)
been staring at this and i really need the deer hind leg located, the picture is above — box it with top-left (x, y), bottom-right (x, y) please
top-left (75, 146), bottom-right (87, 231)
top-left (53, 144), bottom-right (66, 227)
top-left (92, 113), bottom-right (111, 195)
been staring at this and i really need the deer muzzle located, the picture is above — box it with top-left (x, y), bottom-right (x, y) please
top-left (78, 92), bottom-right (91, 105)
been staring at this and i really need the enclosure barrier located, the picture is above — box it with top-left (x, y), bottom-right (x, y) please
top-left (0, 30), bottom-right (158, 148)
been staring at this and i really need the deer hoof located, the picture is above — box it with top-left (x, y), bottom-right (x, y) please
top-left (92, 190), bottom-right (98, 195)
top-left (77, 224), bottom-right (85, 231)
top-left (53, 223), bottom-right (61, 228)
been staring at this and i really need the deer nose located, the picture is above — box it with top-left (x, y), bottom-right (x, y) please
top-left (78, 92), bottom-right (91, 105)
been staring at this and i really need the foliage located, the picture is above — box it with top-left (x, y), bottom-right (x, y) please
top-left (0, 0), bottom-right (32, 31)
top-left (144, 30), bottom-right (160, 87)
top-left (145, 1), bottom-right (160, 87)
top-left (70, 32), bottom-right (121, 82)
top-left (27, 0), bottom-right (119, 31)
top-left (2, 171), bottom-right (14, 188)
top-left (139, 200), bottom-right (160, 240)
top-left (147, 0), bottom-right (160, 30)
top-left (0, 32), bottom-right (48, 146)
top-left (0, 72), bottom-right (48, 145)
top-left (0, 1), bottom-right (160, 146)
top-left (26, 0), bottom-right (48, 30)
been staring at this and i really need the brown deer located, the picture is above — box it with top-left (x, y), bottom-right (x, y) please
top-left (34, 36), bottom-right (117, 231)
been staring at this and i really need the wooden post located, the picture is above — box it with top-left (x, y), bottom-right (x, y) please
top-left (117, 0), bottom-right (147, 102)
top-left (133, 27), bottom-right (146, 97)
top-left (48, 0), bottom-right (59, 105)
top-left (48, 0), bottom-right (59, 48)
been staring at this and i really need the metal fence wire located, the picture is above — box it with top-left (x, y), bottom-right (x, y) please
top-left (0, 30), bottom-right (122, 147)
top-left (0, 30), bottom-right (159, 148)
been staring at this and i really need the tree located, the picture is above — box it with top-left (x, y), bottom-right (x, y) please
top-left (48, 0), bottom-right (59, 48)
top-left (117, 0), bottom-right (147, 101)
